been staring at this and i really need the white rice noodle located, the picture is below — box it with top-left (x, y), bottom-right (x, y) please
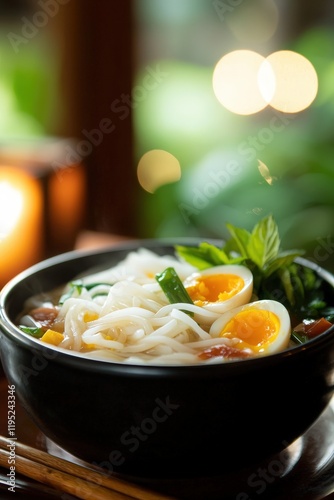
top-left (49, 248), bottom-right (244, 365)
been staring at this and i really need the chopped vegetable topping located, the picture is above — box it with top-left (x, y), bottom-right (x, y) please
top-left (30, 307), bottom-right (59, 328)
top-left (198, 344), bottom-right (251, 360)
top-left (290, 331), bottom-right (309, 345)
top-left (292, 317), bottom-right (333, 343)
top-left (155, 267), bottom-right (194, 312)
top-left (19, 326), bottom-right (44, 338)
top-left (40, 329), bottom-right (64, 346)
top-left (59, 281), bottom-right (112, 305)
top-left (83, 312), bottom-right (99, 322)
top-left (304, 317), bottom-right (333, 338)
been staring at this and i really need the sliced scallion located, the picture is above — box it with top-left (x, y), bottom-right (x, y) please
top-left (19, 326), bottom-right (44, 338)
top-left (59, 281), bottom-right (113, 305)
top-left (155, 267), bottom-right (194, 314)
top-left (290, 330), bottom-right (308, 345)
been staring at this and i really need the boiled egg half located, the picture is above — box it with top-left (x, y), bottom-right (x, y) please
top-left (183, 265), bottom-right (253, 316)
top-left (210, 299), bottom-right (291, 356)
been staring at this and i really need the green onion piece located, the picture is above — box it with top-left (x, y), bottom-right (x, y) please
top-left (20, 326), bottom-right (44, 338)
top-left (91, 292), bottom-right (109, 299)
top-left (59, 281), bottom-right (113, 305)
top-left (84, 282), bottom-right (113, 291)
top-left (59, 281), bottom-right (83, 305)
top-left (290, 330), bottom-right (308, 345)
top-left (155, 267), bottom-right (194, 314)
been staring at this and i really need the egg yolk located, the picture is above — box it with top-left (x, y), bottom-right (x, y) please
top-left (219, 308), bottom-right (280, 353)
top-left (185, 274), bottom-right (244, 305)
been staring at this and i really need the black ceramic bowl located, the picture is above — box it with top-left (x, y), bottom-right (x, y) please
top-left (1, 239), bottom-right (334, 480)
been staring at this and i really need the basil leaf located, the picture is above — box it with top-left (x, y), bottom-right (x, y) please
top-left (175, 214), bottom-right (325, 312)
top-left (246, 215), bottom-right (280, 270)
top-left (278, 264), bottom-right (305, 307)
top-left (224, 224), bottom-right (250, 258)
top-left (264, 250), bottom-right (304, 277)
top-left (175, 242), bottom-right (232, 269)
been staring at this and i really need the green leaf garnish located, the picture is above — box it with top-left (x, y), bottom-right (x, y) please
top-left (175, 214), bottom-right (330, 318)
top-left (290, 331), bottom-right (308, 344)
top-left (59, 281), bottom-right (83, 305)
top-left (20, 326), bottom-right (44, 338)
top-left (59, 281), bottom-right (113, 305)
top-left (241, 214), bottom-right (280, 269)
top-left (175, 242), bottom-right (242, 270)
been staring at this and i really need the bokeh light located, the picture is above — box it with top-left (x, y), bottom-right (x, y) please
top-left (226, 0), bottom-right (279, 44)
top-left (265, 50), bottom-right (318, 113)
top-left (137, 149), bottom-right (181, 193)
top-left (212, 50), bottom-right (268, 115)
top-left (258, 59), bottom-right (276, 104)
top-left (213, 50), bottom-right (318, 115)
top-left (134, 61), bottom-right (232, 169)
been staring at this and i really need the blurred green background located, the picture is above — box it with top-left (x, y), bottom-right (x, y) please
top-left (133, 0), bottom-right (334, 272)
top-left (0, 0), bottom-right (333, 272)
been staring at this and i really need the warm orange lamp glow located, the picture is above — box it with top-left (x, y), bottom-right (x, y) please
top-left (48, 163), bottom-right (86, 254)
top-left (0, 166), bottom-right (43, 288)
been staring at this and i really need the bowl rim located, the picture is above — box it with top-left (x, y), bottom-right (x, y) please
top-left (1, 238), bottom-right (334, 373)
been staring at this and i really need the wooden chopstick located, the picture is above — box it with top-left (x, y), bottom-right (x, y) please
top-left (0, 436), bottom-right (175, 500)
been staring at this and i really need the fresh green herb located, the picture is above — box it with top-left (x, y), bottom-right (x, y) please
top-left (91, 291), bottom-right (109, 299)
top-left (85, 283), bottom-right (113, 299)
top-left (155, 267), bottom-right (194, 314)
top-left (19, 326), bottom-right (44, 338)
top-left (175, 242), bottom-right (244, 270)
top-left (175, 214), bottom-right (332, 320)
top-left (321, 307), bottom-right (334, 323)
top-left (59, 281), bottom-right (112, 305)
top-left (290, 331), bottom-right (308, 344)
top-left (59, 281), bottom-right (83, 305)
top-left (84, 282), bottom-right (113, 291)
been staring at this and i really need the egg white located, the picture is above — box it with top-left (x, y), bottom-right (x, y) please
top-left (209, 299), bottom-right (291, 356)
